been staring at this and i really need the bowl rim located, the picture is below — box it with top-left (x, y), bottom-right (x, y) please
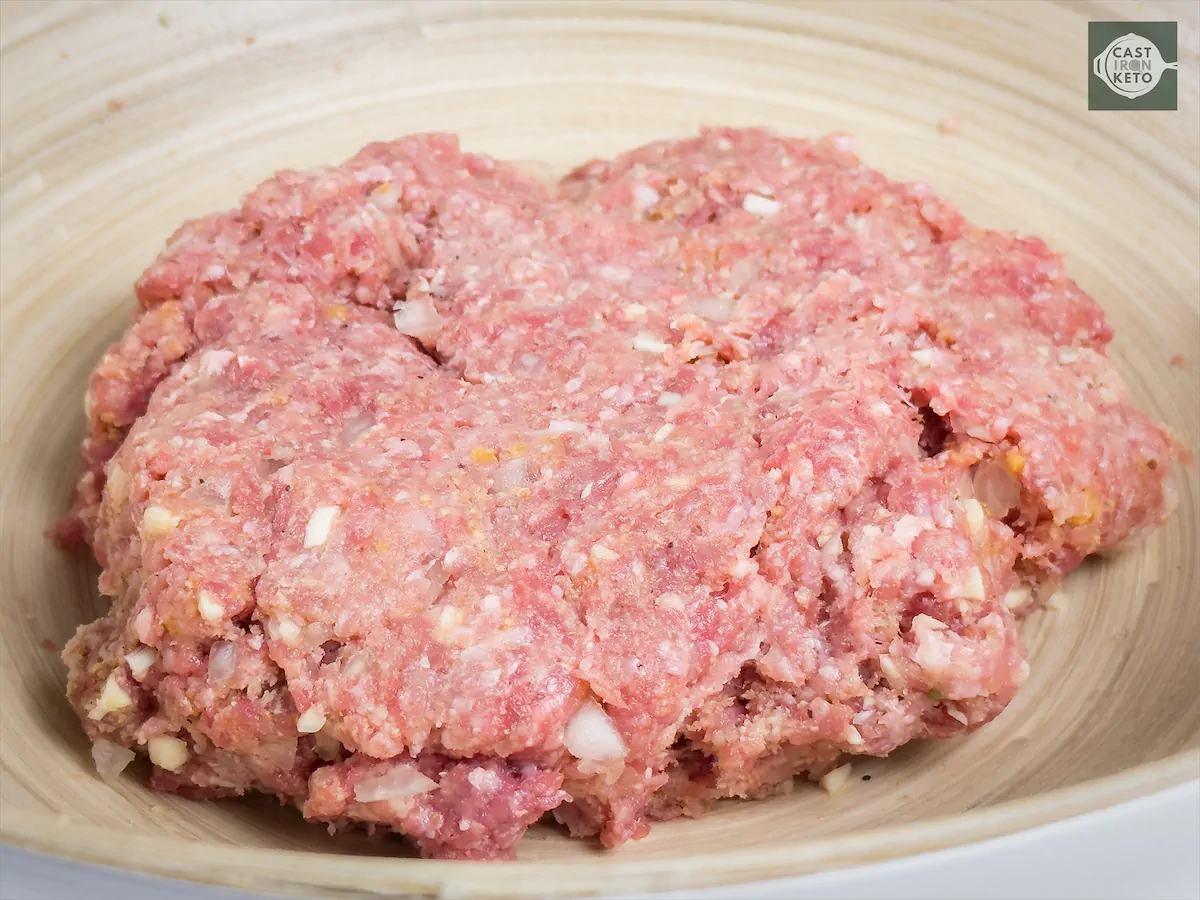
top-left (3, 749), bottom-right (1197, 898)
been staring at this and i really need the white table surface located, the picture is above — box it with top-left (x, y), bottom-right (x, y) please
top-left (2, 780), bottom-right (1197, 899)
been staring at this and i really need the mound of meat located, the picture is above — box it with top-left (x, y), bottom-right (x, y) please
top-left (61, 129), bottom-right (1178, 859)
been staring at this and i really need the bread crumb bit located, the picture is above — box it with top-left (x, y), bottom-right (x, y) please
top-left (938, 117), bottom-right (960, 136)
top-left (106, 98), bottom-right (125, 114)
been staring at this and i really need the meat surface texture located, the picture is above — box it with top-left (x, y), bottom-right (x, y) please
top-left (61, 129), bottom-right (1178, 859)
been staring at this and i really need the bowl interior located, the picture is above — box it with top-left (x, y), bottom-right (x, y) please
top-left (1, 2), bottom-right (1198, 896)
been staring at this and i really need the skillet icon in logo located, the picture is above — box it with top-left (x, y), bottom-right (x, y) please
top-left (1092, 31), bottom-right (1178, 100)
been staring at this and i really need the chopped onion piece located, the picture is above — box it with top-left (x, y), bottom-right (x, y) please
top-left (354, 764), bottom-right (439, 803)
top-left (91, 739), bottom-right (135, 781)
top-left (393, 297), bottom-right (443, 346)
top-left (304, 506), bottom-right (339, 548)
top-left (124, 646), bottom-right (157, 682)
top-left (340, 410), bottom-right (377, 446)
top-left (689, 295), bottom-right (735, 323)
top-left (208, 641), bottom-right (236, 683)
top-left (1003, 586), bottom-right (1031, 609)
top-left (564, 700), bottom-right (626, 761)
top-left (973, 458), bottom-right (1021, 517)
top-left (493, 459), bottom-right (535, 492)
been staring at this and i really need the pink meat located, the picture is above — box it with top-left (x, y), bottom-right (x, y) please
top-left (62, 129), bottom-right (1178, 859)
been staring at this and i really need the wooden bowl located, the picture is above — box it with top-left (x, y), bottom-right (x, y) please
top-left (2, 1), bottom-right (1197, 896)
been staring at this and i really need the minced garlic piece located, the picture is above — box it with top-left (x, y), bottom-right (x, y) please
top-left (961, 566), bottom-right (986, 602)
top-left (820, 763), bottom-right (853, 795)
top-left (962, 498), bottom-right (987, 534)
top-left (633, 334), bottom-right (670, 354)
top-left (742, 193), bottom-right (781, 216)
top-left (296, 705), bottom-right (327, 734)
top-left (88, 672), bottom-right (133, 721)
top-left (141, 505), bottom-right (181, 537)
top-left (147, 735), bottom-right (189, 772)
top-left (197, 590), bottom-right (223, 622)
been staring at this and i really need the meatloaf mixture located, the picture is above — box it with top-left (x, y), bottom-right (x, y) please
top-left (61, 129), bottom-right (1178, 859)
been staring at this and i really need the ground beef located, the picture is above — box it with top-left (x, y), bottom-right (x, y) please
top-left (61, 129), bottom-right (1179, 859)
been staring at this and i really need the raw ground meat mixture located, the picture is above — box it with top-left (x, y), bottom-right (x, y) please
top-left (60, 129), bottom-right (1179, 859)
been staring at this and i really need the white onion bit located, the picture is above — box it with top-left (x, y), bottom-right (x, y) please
top-left (689, 295), bottom-right (735, 323)
top-left (208, 641), bottom-right (237, 683)
top-left (124, 646), bottom-right (157, 682)
top-left (91, 739), bottom-right (136, 781)
top-left (563, 700), bottom-right (627, 761)
top-left (354, 764), bottom-right (439, 803)
top-left (973, 459), bottom-right (1021, 517)
top-left (393, 297), bottom-right (444, 346)
top-left (492, 459), bottom-right (535, 492)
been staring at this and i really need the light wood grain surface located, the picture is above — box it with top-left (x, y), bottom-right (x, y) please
top-left (1, 1), bottom-right (1197, 897)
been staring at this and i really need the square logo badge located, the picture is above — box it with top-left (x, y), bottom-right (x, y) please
top-left (1089, 21), bottom-right (1178, 110)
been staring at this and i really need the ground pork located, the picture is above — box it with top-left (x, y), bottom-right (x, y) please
top-left (61, 129), bottom-right (1179, 858)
